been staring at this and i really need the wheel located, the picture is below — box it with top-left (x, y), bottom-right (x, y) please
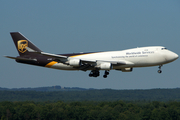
top-left (103, 75), bottom-right (107, 78)
top-left (96, 72), bottom-right (100, 76)
top-left (158, 70), bottom-right (162, 73)
top-left (93, 75), bottom-right (98, 77)
top-left (89, 74), bottom-right (93, 77)
top-left (105, 71), bottom-right (109, 75)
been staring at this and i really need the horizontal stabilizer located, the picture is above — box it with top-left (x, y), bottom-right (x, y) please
top-left (4, 56), bottom-right (37, 61)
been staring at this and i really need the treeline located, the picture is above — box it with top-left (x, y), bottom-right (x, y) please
top-left (0, 86), bottom-right (89, 91)
top-left (1, 101), bottom-right (180, 120)
top-left (1, 88), bottom-right (180, 102)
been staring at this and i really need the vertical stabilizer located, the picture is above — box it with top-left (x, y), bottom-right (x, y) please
top-left (10, 32), bottom-right (42, 56)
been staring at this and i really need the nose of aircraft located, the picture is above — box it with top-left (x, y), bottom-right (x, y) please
top-left (165, 51), bottom-right (179, 62)
top-left (175, 53), bottom-right (179, 60)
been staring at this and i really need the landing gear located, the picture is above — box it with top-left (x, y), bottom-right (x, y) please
top-left (158, 70), bottom-right (162, 73)
top-left (89, 70), bottom-right (100, 77)
top-left (89, 70), bottom-right (110, 78)
top-left (158, 65), bottom-right (162, 73)
top-left (103, 70), bottom-right (109, 78)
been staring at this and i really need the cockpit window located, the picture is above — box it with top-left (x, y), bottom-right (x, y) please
top-left (161, 48), bottom-right (167, 50)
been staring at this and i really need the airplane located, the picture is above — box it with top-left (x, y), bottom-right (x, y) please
top-left (5, 32), bottom-right (178, 78)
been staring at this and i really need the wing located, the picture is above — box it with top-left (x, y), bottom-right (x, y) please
top-left (78, 59), bottom-right (126, 71)
top-left (26, 46), bottom-right (133, 71)
top-left (77, 58), bottom-right (133, 71)
top-left (26, 47), bottom-right (68, 59)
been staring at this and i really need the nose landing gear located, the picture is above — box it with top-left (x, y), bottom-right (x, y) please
top-left (158, 65), bottom-right (162, 73)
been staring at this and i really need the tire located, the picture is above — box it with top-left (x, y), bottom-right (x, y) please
top-left (103, 75), bottom-right (107, 78)
top-left (158, 70), bottom-right (162, 73)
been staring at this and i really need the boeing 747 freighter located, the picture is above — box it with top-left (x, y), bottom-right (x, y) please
top-left (5, 32), bottom-right (178, 78)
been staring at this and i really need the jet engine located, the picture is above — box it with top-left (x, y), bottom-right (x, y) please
top-left (69, 59), bottom-right (81, 67)
top-left (99, 62), bottom-right (112, 70)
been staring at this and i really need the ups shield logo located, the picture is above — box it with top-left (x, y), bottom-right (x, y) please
top-left (18, 40), bottom-right (28, 53)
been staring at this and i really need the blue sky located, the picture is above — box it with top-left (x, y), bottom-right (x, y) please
top-left (1, 0), bottom-right (180, 89)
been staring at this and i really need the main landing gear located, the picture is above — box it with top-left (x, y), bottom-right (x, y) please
top-left (158, 65), bottom-right (162, 73)
top-left (89, 70), bottom-right (100, 77)
top-left (89, 70), bottom-right (110, 78)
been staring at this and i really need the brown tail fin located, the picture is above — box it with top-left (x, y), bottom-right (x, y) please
top-left (10, 32), bottom-right (42, 56)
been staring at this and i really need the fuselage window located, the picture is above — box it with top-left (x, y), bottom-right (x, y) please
top-left (161, 48), bottom-right (167, 50)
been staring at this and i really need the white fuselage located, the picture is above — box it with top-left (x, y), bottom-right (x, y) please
top-left (49, 46), bottom-right (178, 71)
